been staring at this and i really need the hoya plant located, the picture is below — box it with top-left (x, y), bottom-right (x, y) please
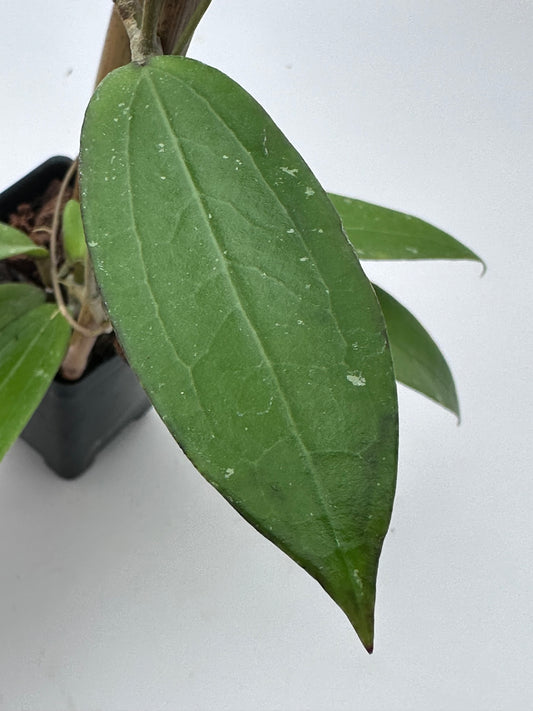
top-left (0, 1), bottom-right (482, 652)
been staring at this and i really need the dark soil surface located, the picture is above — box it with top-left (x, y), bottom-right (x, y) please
top-left (6, 178), bottom-right (71, 286)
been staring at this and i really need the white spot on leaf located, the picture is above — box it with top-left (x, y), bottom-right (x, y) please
top-left (280, 166), bottom-right (298, 177)
top-left (352, 569), bottom-right (363, 589)
top-left (347, 372), bottom-right (366, 387)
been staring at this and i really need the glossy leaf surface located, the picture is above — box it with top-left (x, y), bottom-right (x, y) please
top-left (80, 56), bottom-right (398, 651)
top-left (374, 284), bottom-right (459, 416)
top-left (0, 289), bottom-right (70, 460)
top-left (0, 222), bottom-right (49, 260)
top-left (329, 193), bottom-right (483, 266)
top-left (0, 283), bottom-right (46, 330)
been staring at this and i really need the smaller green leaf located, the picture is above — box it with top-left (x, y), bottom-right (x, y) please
top-left (62, 199), bottom-right (87, 262)
top-left (0, 301), bottom-right (71, 461)
top-left (373, 284), bottom-right (459, 417)
top-left (0, 222), bottom-right (49, 260)
top-left (329, 194), bottom-right (484, 268)
top-left (0, 283), bottom-right (46, 330)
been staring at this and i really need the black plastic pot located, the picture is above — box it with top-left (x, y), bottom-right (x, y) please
top-left (1, 157), bottom-right (151, 478)
top-left (0, 156), bottom-right (73, 221)
top-left (21, 355), bottom-right (151, 479)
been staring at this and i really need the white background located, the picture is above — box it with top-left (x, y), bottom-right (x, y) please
top-left (0, 1), bottom-right (532, 709)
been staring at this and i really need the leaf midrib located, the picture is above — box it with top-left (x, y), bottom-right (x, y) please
top-left (140, 68), bottom-right (362, 596)
top-left (151, 64), bottom-right (353, 359)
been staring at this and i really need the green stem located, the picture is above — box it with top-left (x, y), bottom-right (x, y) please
top-left (140, 0), bottom-right (164, 57)
top-left (172, 0), bottom-right (212, 55)
top-left (114, 0), bottom-right (162, 62)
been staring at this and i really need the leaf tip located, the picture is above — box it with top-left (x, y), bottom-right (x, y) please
top-left (342, 594), bottom-right (376, 654)
top-left (450, 397), bottom-right (461, 422)
top-left (352, 618), bottom-right (375, 654)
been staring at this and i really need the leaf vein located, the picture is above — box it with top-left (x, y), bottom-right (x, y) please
top-left (144, 70), bottom-right (362, 586)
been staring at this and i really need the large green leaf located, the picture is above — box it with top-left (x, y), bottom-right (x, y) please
top-left (0, 222), bottom-right (49, 260)
top-left (0, 289), bottom-right (71, 461)
top-left (328, 193), bottom-right (484, 266)
top-left (373, 284), bottom-right (459, 417)
top-left (80, 55), bottom-right (398, 652)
